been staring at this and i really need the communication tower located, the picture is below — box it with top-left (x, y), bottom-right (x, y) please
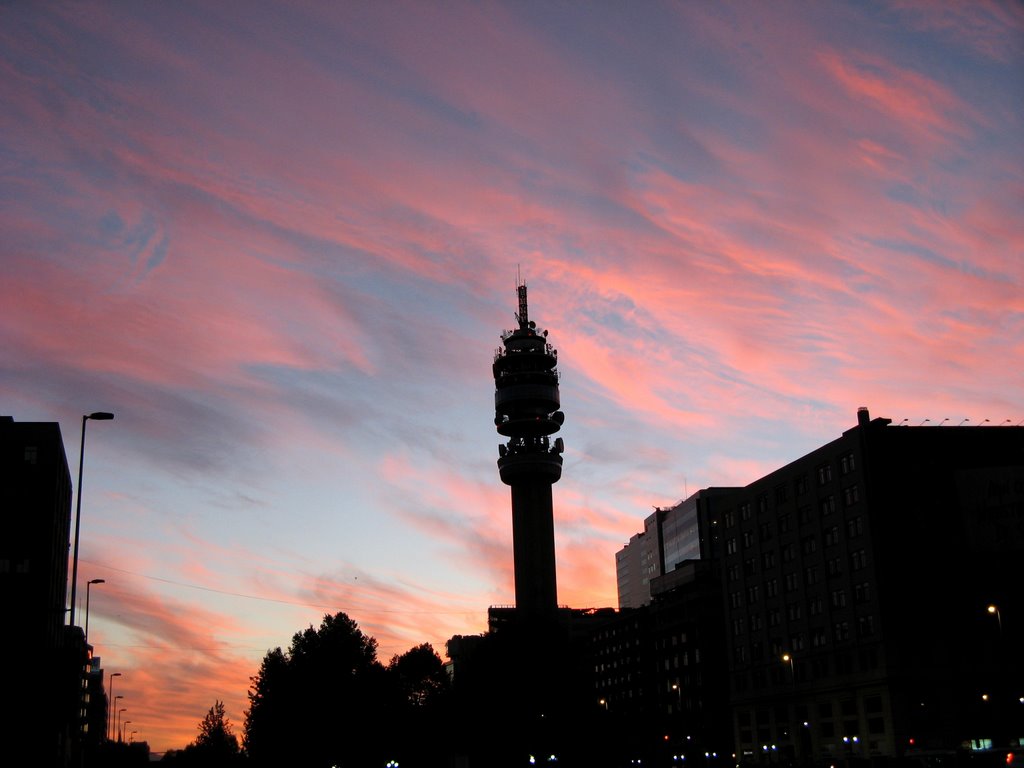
top-left (493, 283), bottom-right (565, 624)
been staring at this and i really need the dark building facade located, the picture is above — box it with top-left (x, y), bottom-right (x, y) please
top-left (615, 410), bottom-right (1024, 765)
top-left (719, 409), bottom-right (1023, 764)
top-left (0, 416), bottom-right (80, 766)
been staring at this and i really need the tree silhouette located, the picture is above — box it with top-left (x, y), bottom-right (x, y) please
top-left (384, 643), bottom-right (451, 767)
top-left (195, 700), bottom-right (239, 755)
top-left (243, 612), bottom-right (387, 768)
top-left (388, 642), bottom-right (450, 708)
top-left (161, 700), bottom-right (241, 766)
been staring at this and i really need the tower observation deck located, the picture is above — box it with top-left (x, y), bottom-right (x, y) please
top-left (493, 283), bottom-right (565, 624)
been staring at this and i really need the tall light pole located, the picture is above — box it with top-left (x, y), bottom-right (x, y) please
top-left (85, 578), bottom-right (105, 642)
top-left (110, 693), bottom-right (123, 741)
top-left (122, 720), bottom-right (132, 743)
top-left (117, 707), bottom-right (126, 743)
top-left (69, 411), bottom-right (114, 626)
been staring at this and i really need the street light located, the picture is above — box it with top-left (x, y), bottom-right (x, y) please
top-left (122, 720), bottom-right (132, 742)
top-left (69, 411), bottom-right (114, 627)
top-left (108, 675), bottom-right (121, 741)
top-left (111, 696), bottom-right (123, 741)
top-left (117, 708), bottom-right (127, 743)
top-left (988, 604), bottom-right (1002, 632)
top-left (782, 653), bottom-right (794, 676)
top-left (85, 578), bottom-right (105, 642)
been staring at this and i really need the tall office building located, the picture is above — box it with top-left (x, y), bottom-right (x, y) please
top-left (0, 416), bottom-right (76, 765)
top-left (719, 408), bottom-right (1024, 762)
top-left (493, 283), bottom-right (565, 624)
top-left (613, 409), bottom-right (1024, 764)
top-left (616, 488), bottom-right (736, 608)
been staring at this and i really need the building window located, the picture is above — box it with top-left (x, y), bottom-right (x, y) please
top-left (840, 451), bottom-right (856, 475)
top-left (778, 514), bottom-right (792, 533)
top-left (831, 589), bottom-right (847, 609)
top-left (834, 621), bottom-right (850, 641)
top-left (750, 613), bottom-right (764, 631)
top-left (766, 578), bottom-right (779, 598)
top-left (854, 582), bottom-right (871, 603)
top-left (846, 516), bottom-right (863, 538)
top-left (728, 564), bottom-right (741, 582)
top-left (820, 495), bottom-right (836, 516)
top-left (726, 538), bottom-right (738, 555)
top-left (733, 618), bottom-right (745, 636)
top-left (858, 615), bottom-right (875, 637)
top-left (789, 633), bottom-right (806, 651)
top-left (744, 558), bottom-right (757, 576)
top-left (724, 510), bottom-right (736, 528)
top-left (762, 550), bottom-right (777, 569)
top-left (808, 596), bottom-right (823, 616)
top-left (787, 603), bottom-right (802, 621)
top-left (851, 549), bottom-right (868, 571)
top-left (824, 526), bottom-right (840, 546)
top-left (758, 494), bottom-right (769, 514)
top-left (811, 628), bottom-right (827, 647)
top-left (768, 610), bottom-right (781, 628)
top-left (730, 591), bottom-right (743, 609)
top-left (796, 473), bottom-right (809, 496)
top-left (759, 522), bottom-right (774, 542)
top-left (799, 505), bottom-right (814, 524)
top-left (747, 585), bottom-right (761, 604)
top-left (740, 502), bottom-right (752, 521)
top-left (743, 530), bottom-right (755, 549)
top-left (817, 463), bottom-right (833, 485)
top-left (805, 566), bottom-right (820, 585)
top-left (827, 557), bottom-right (842, 576)
top-left (782, 543), bottom-right (796, 563)
top-left (843, 485), bottom-right (860, 506)
top-left (802, 535), bottom-right (817, 555)
top-left (784, 572), bottom-right (800, 592)
top-left (734, 645), bottom-right (747, 663)
top-left (775, 484), bottom-right (788, 504)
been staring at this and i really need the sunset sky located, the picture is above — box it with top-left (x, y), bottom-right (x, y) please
top-left (2, 0), bottom-right (1022, 754)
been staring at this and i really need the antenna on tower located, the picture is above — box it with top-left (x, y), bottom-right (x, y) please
top-left (514, 265), bottom-right (529, 328)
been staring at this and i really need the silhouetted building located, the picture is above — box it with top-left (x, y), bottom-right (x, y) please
top-left (0, 416), bottom-right (77, 766)
top-left (719, 408), bottom-right (1024, 764)
top-left (493, 283), bottom-right (566, 626)
top-left (607, 489), bottom-right (737, 762)
top-left (615, 409), bottom-right (1024, 765)
top-left (617, 489), bottom-right (739, 609)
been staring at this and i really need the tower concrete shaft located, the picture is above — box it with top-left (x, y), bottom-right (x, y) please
top-left (493, 283), bottom-right (565, 623)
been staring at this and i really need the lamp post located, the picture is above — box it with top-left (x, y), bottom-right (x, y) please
top-left (107, 675), bottom-right (121, 741)
top-left (111, 694), bottom-right (123, 741)
top-left (117, 707), bottom-right (126, 743)
top-left (987, 604), bottom-right (1002, 633)
top-left (85, 578), bottom-right (105, 642)
top-left (123, 720), bottom-right (132, 743)
top-left (69, 411), bottom-right (114, 627)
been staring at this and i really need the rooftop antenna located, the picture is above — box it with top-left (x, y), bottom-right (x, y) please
top-left (515, 265), bottom-right (529, 329)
